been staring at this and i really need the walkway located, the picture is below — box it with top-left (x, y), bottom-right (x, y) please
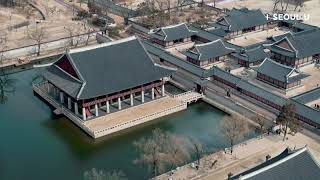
top-left (84, 96), bottom-right (185, 137)
top-left (157, 132), bottom-right (320, 180)
top-left (173, 91), bottom-right (204, 104)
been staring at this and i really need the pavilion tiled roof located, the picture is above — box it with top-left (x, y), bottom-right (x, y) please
top-left (254, 58), bottom-right (308, 83)
top-left (183, 39), bottom-right (235, 61)
top-left (189, 26), bottom-right (222, 41)
top-left (143, 40), bottom-right (213, 78)
top-left (231, 46), bottom-right (269, 63)
top-left (43, 64), bottom-right (82, 98)
top-left (231, 147), bottom-right (320, 180)
top-left (150, 23), bottom-right (197, 41)
top-left (43, 36), bottom-right (174, 100)
top-left (291, 87), bottom-right (320, 104)
top-left (267, 29), bottom-right (320, 58)
top-left (215, 8), bottom-right (268, 32)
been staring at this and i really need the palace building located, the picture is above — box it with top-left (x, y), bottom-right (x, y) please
top-left (208, 8), bottom-right (272, 39)
top-left (232, 46), bottom-right (269, 67)
top-left (150, 23), bottom-right (197, 47)
top-left (41, 36), bottom-right (174, 121)
top-left (254, 58), bottom-right (308, 90)
top-left (267, 29), bottom-right (320, 67)
top-left (183, 39), bottom-right (235, 67)
top-left (230, 147), bottom-right (320, 180)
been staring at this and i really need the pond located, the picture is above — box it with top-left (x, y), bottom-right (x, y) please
top-left (0, 69), bottom-right (256, 180)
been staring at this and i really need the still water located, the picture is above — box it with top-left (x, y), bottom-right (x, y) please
top-left (0, 69), bottom-right (253, 180)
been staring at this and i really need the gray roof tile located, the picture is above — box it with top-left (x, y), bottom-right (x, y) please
top-left (231, 147), bottom-right (320, 180)
top-left (44, 37), bottom-right (173, 100)
top-left (184, 40), bottom-right (235, 61)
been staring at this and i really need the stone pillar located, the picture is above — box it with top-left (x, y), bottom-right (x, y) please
top-left (141, 90), bottom-right (145, 103)
top-left (118, 97), bottom-right (122, 110)
top-left (161, 84), bottom-right (165, 96)
top-left (130, 94), bottom-right (134, 106)
top-left (106, 100), bottom-right (110, 113)
top-left (60, 91), bottom-right (64, 104)
top-left (53, 88), bottom-right (57, 98)
top-left (151, 87), bottom-right (155, 99)
top-left (47, 83), bottom-right (50, 93)
top-left (74, 102), bottom-right (78, 115)
top-left (67, 97), bottom-right (71, 109)
top-left (95, 104), bottom-right (99, 117)
top-left (82, 107), bottom-right (86, 120)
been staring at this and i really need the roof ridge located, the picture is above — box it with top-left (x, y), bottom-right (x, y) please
top-left (69, 36), bottom-right (137, 54)
top-left (239, 147), bottom-right (308, 180)
top-left (195, 39), bottom-right (223, 47)
top-left (265, 58), bottom-right (294, 70)
top-left (161, 23), bottom-right (186, 30)
top-left (246, 45), bottom-right (263, 52)
top-left (292, 86), bottom-right (320, 99)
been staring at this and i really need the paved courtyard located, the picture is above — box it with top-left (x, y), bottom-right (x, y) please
top-left (228, 28), bottom-right (288, 47)
top-left (158, 131), bottom-right (320, 180)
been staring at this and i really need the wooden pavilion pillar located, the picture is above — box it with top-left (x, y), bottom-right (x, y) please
top-left (161, 83), bottom-right (165, 96)
top-left (82, 101), bottom-right (86, 120)
top-left (106, 100), bottom-right (110, 113)
top-left (141, 90), bottom-right (145, 103)
top-left (130, 93), bottom-right (134, 106)
top-left (151, 87), bottom-right (155, 99)
top-left (95, 103), bottom-right (99, 117)
top-left (74, 102), bottom-right (78, 115)
top-left (118, 97), bottom-right (122, 110)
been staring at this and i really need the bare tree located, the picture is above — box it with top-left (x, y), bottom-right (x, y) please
top-left (273, 0), bottom-right (281, 12)
top-left (293, 0), bottom-right (307, 11)
top-left (165, 134), bottom-right (191, 171)
top-left (220, 115), bottom-right (250, 154)
top-left (177, 0), bottom-right (187, 10)
top-left (0, 36), bottom-right (16, 104)
top-left (154, 0), bottom-right (169, 26)
top-left (190, 138), bottom-right (205, 168)
top-left (133, 128), bottom-right (168, 177)
top-left (83, 168), bottom-right (127, 180)
top-left (64, 23), bottom-right (86, 47)
top-left (276, 103), bottom-right (301, 141)
top-left (28, 27), bottom-right (47, 56)
top-left (212, 0), bottom-right (217, 7)
top-left (253, 114), bottom-right (268, 137)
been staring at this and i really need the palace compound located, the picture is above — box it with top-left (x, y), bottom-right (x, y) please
top-left (129, 7), bottom-right (320, 129)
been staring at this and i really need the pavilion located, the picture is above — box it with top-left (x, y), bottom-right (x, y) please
top-left (266, 29), bottom-right (320, 67)
top-left (254, 58), bottom-right (308, 90)
top-left (231, 46), bottom-right (269, 67)
top-left (41, 36), bottom-right (174, 121)
top-left (150, 23), bottom-right (197, 47)
top-left (230, 147), bottom-right (320, 180)
top-left (208, 8), bottom-right (272, 39)
top-left (183, 39), bottom-right (235, 67)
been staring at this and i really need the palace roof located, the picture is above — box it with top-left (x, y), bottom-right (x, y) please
top-left (43, 36), bottom-right (174, 100)
top-left (231, 46), bottom-right (269, 63)
top-left (150, 23), bottom-right (197, 41)
top-left (254, 58), bottom-right (308, 83)
top-left (230, 147), bottom-right (320, 180)
top-left (291, 87), bottom-right (320, 104)
top-left (142, 40), bottom-right (320, 125)
top-left (215, 8), bottom-right (268, 32)
top-left (267, 29), bottom-right (320, 58)
top-left (184, 39), bottom-right (235, 61)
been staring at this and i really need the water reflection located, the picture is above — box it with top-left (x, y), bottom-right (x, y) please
top-left (0, 74), bottom-right (16, 104)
